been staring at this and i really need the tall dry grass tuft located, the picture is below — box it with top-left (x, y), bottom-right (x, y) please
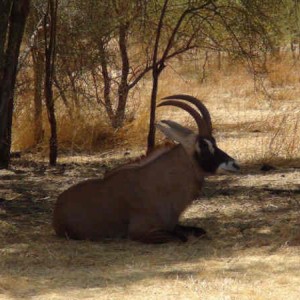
top-left (12, 103), bottom-right (115, 154)
top-left (12, 109), bottom-right (37, 152)
top-left (267, 56), bottom-right (300, 88)
top-left (265, 112), bottom-right (300, 161)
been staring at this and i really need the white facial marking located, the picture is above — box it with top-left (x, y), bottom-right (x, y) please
top-left (217, 161), bottom-right (240, 173)
top-left (195, 142), bottom-right (201, 154)
top-left (204, 139), bottom-right (215, 154)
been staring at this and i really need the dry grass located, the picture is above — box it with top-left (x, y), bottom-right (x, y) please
top-left (0, 157), bottom-right (299, 300)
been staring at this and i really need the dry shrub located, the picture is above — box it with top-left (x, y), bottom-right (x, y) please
top-left (120, 109), bottom-right (149, 148)
top-left (13, 102), bottom-right (114, 153)
top-left (220, 108), bottom-right (300, 166)
top-left (267, 57), bottom-right (300, 88)
top-left (58, 116), bottom-right (110, 151)
top-left (12, 111), bottom-right (36, 151)
top-left (265, 112), bottom-right (300, 161)
top-left (271, 87), bottom-right (298, 102)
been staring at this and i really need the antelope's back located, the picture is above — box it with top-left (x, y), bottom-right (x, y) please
top-left (52, 170), bottom-right (136, 239)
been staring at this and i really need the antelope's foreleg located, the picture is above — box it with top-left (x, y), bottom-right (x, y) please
top-left (130, 229), bottom-right (188, 244)
top-left (175, 225), bottom-right (208, 238)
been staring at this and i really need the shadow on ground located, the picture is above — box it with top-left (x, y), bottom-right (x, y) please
top-left (0, 156), bottom-right (299, 299)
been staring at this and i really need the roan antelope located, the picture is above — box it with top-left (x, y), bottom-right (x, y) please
top-left (53, 94), bottom-right (239, 243)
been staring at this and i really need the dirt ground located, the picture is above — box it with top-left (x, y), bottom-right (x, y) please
top-left (0, 152), bottom-right (299, 300)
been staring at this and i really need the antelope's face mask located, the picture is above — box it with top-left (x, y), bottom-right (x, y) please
top-left (194, 137), bottom-right (240, 174)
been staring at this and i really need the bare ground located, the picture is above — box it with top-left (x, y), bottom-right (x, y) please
top-left (0, 153), bottom-right (299, 300)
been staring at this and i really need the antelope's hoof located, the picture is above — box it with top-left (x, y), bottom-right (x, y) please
top-left (180, 235), bottom-right (188, 243)
top-left (193, 228), bottom-right (207, 238)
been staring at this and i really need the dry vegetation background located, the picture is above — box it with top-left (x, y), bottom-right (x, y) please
top-left (0, 55), bottom-right (300, 299)
top-left (12, 54), bottom-right (300, 164)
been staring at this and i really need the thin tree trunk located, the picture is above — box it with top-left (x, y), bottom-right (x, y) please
top-left (147, 70), bottom-right (159, 152)
top-left (67, 71), bottom-right (80, 110)
top-left (32, 48), bottom-right (44, 144)
top-left (53, 75), bottom-right (73, 118)
top-left (200, 51), bottom-right (209, 83)
top-left (0, 1), bottom-right (13, 77)
top-left (98, 40), bottom-right (114, 122)
top-left (291, 41), bottom-right (296, 60)
top-left (44, 0), bottom-right (58, 166)
top-left (147, 0), bottom-right (169, 152)
top-left (217, 50), bottom-right (222, 70)
top-left (113, 22), bottom-right (130, 128)
top-left (0, 0), bottom-right (30, 169)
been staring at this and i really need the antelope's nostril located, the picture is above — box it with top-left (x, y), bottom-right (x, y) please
top-left (232, 162), bottom-right (240, 170)
top-left (216, 160), bottom-right (240, 174)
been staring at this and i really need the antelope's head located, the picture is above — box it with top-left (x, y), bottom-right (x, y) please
top-left (156, 94), bottom-right (240, 174)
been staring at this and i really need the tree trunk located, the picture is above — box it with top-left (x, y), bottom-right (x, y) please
top-left (98, 40), bottom-right (114, 122)
top-left (200, 51), bottom-right (209, 83)
top-left (147, 69), bottom-right (159, 153)
top-left (291, 40), bottom-right (296, 60)
top-left (113, 22), bottom-right (130, 128)
top-left (0, 1), bottom-right (13, 76)
top-left (217, 50), bottom-right (222, 70)
top-left (53, 75), bottom-right (72, 118)
top-left (147, 0), bottom-right (169, 152)
top-left (0, 0), bottom-right (30, 169)
top-left (113, 87), bottom-right (129, 128)
top-left (32, 48), bottom-right (44, 144)
top-left (44, 0), bottom-right (58, 166)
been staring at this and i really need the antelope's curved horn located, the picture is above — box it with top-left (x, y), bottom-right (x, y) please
top-left (157, 100), bottom-right (210, 136)
top-left (162, 94), bottom-right (212, 134)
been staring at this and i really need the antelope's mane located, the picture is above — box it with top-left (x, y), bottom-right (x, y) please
top-left (104, 142), bottom-right (176, 177)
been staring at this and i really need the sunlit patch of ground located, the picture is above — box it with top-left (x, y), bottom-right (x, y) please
top-left (0, 156), bottom-right (299, 300)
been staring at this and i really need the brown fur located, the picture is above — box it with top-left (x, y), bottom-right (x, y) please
top-left (53, 144), bottom-right (204, 243)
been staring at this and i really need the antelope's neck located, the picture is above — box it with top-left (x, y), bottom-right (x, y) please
top-left (171, 144), bottom-right (205, 189)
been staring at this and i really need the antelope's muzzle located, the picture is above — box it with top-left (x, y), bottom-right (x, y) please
top-left (217, 160), bottom-right (240, 174)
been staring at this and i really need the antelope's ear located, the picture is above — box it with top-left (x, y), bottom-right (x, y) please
top-left (155, 120), bottom-right (197, 152)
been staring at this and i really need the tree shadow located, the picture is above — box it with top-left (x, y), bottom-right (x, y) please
top-left (0, 156), bottom-right (299, 298)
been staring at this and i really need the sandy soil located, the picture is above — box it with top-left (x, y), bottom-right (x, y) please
top-left (0, 153), bottom-right (299, 300)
